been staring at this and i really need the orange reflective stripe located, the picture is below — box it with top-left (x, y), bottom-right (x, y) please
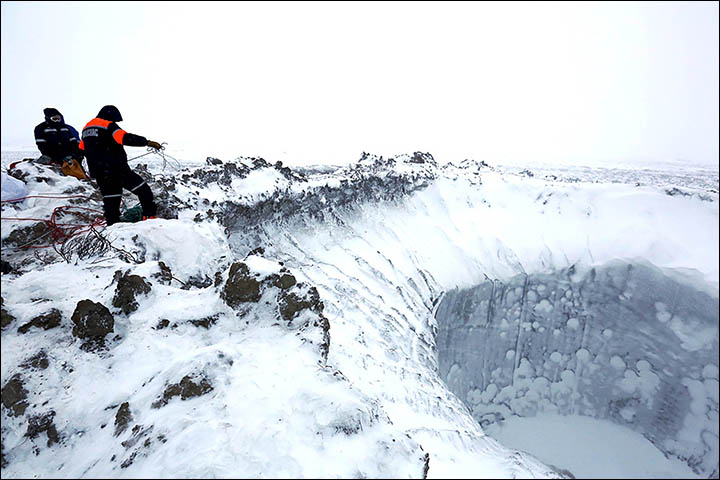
top-left (113, 129), bottom-right (126, 144)
top-left (84, 118), bottom-right (111, 129)
top-left (79, 140), bottom-right (84, 150)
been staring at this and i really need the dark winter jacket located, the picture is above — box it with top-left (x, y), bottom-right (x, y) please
top-left (79, 105), bottom-right (149, 179)
top-left (33, 108), bottom-right (83, 164)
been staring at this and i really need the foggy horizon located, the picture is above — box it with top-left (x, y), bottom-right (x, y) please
top-left (2, 1), bottom-right (718, 168)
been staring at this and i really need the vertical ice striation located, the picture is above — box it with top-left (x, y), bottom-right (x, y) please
top-left (435, 260), bottom-right (719, 477)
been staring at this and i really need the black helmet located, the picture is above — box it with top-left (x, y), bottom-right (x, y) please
top-left (97, 105), bottom-right (123, 122)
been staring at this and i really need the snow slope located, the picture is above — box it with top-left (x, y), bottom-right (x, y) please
top-left (1, 150), bottom-right (718, 478)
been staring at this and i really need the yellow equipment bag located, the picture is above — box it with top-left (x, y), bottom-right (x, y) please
top-left (61, 158), bottom-right (88, 180)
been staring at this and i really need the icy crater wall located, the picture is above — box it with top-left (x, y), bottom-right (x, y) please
top-left (219, 157), bottom-right (717, 476)
top-left (435, 261), bottom-right (719, 477)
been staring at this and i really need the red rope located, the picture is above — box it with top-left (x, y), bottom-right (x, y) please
top-left (8, 159), bottom-right (30, 170)
top-left (1, 194), bottom-right (95, 204)
top-left (1, 195), bottom-right (107, 249)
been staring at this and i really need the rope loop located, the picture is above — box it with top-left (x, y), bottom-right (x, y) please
top-left (127, 143), bottom-right (182, 170)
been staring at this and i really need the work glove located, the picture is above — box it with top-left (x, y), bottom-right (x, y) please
top-left (147, 140), bottom-right (163, 150)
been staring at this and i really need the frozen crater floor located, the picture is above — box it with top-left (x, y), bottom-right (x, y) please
top-left (484, 413), bottom-right (701, 479)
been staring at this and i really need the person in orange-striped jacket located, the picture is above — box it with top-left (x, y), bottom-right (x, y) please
top-left (80, 105), bottom-right (163, 226)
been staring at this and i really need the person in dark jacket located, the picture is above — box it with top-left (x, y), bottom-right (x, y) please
top-left (79, 105), bottom-right (163, 226)
top-left (34, 107), bottom-right (83, 166)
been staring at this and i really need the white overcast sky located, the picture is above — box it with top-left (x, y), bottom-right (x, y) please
top-left (1, 1), bottom-right (718, 167)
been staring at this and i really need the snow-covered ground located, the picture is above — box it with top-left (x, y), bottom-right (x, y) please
top-left (1, 149), bottom-right (718, 478)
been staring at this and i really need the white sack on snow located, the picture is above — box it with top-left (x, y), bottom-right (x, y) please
top-left (1, 171), bottom-right (29, 202)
